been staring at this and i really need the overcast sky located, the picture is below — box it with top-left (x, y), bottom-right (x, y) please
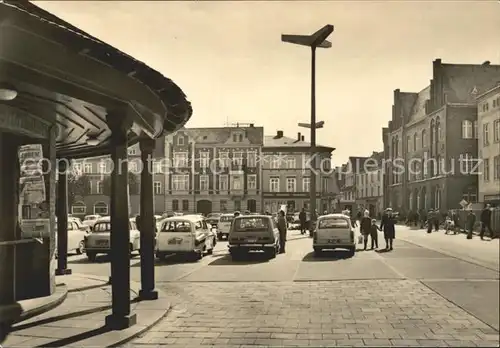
top-left (36, 1), bottom-right (500, 164)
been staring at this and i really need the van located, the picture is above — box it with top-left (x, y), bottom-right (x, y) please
top-left (156, 215), bottom-right (215, 261)
top-left (217, 213), bottom-right (234, 240)
top-left (228, 215), bottom-right (280, 260)
top-left (312, 213), bottom-right (356, 256)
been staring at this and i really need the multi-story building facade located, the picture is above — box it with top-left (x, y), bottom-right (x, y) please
top-left (69, 137), bottom-right (167, 217)
top-left (164, 125), bottom-right (264, 214)
top-left (384, 59), bottom-right (500, 213)
top-left (261, 130), bottom-right (339, 214)
top-left (478, 84), bottom-right (500, 206)
top-left (339, 157), bottom-right (368, 215)
top-left (355, 151), bottom-right (385, 217)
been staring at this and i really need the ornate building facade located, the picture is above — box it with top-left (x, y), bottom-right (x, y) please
top-left (164, 125), bottom-right (264, 214)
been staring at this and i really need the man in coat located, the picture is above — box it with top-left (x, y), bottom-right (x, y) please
top-left (299, 208), bottom-right (307, 235)
top-left (480, 204), bottom-right (494, 240)
top-left (380, 208), bottom-right (396, 250)
top-left (277, 210), bottom-right (287, 253)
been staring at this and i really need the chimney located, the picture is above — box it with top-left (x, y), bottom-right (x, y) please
top-left (301, 135), bottom-right (305, 141)
top-left (276, 130), bottom-right (283, 138)
top-left (482, 61), bottom-right (491, 66)
top-left (249, 123), bottom-right (254, 127)
top-left (297, 132), bottom-right (301, 141)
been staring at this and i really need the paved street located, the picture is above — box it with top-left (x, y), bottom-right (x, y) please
top-left (66, 226), bottom-right (499, 347)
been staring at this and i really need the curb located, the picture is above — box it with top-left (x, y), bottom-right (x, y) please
top-left (68, 273), bottom-right (171, 347)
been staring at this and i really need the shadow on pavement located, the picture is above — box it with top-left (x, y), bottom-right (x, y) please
top-left (208, 252), bottom-right (270, 265)
top-left (36, 326), bottom-right (112, 347)
top-left (302, 250), bottom-right (354, 262)
top-left (131, 254), bottom-right (199, 267)
top-left (68, 254), bottom-right (110, 264)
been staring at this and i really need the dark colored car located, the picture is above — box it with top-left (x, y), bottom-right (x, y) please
top-left (228, 215), bottom-right (280, 260)
top-left (205, 213), bottom-right (222, 228)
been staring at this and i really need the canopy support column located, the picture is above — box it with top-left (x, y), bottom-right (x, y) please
top-left (105, 115), bottom-right (136, 330)
top-left (138, 138), bottom-right (158, 300)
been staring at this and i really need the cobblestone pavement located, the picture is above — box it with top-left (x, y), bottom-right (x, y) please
top-left (67, 227), bottom-right (499, 347)
top-left (131, 280), bottom-right (498, 347)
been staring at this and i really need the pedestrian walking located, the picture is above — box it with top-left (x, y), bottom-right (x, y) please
top-left (277, 210), bottom-right (287, 253)
top-left (433, 209), bottom-right (440, 232)
top-left (466, 209), bottom-right (476, 239)
top-left (370, 218), bottom-right (380, 249)
top-left (380, 208), bottom-right (396, 250)
top-left (299, 208), bottom-right (307, 235)
top-left (480, 204), bottom-right (494, 240)
top-left (360, 210), bottom-right (371, 250)
top-left (426, 209), bottom-right (434, 233)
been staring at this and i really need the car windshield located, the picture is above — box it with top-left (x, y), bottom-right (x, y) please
top-left (318, 218), bottom-right (349, 229)
top-left (233, 217), bottom-right (269, 232)
top-left (161, 221), bottom-right (192, 232)
top-left (207, 213), bottom-right (220, 218)
top-left (93, 222), bottom-right (111, 232)
top-left (220, 216), bottom-right (233, 222)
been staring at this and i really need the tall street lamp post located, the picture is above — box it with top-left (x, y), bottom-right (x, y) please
top-left (282, 24), bottom-right (334, 226)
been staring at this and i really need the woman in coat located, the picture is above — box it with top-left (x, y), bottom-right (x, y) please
top-left (380, 208), bottom-right (396, 250)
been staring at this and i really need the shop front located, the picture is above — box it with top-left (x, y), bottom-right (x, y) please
top-left (0, 1), bottom-right (191, 341)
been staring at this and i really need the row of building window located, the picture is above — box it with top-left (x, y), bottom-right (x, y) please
top-left (481, 119), bottom-right (500, 146)
top-left (461, 120), bottom-right (478, 139)
top-left (482, 155), bottom-right (500, 181)
top-left (357, 171), bottom-right (381, 184)
top-left (357, 186), bottom-right (382, 198)
top-left (170, 174), bottom-right (256, 191)
top-left (269, 177), bottom-right (310, 193)
top-left (71, 202), bottom-right (108, 215)
top-left (480, 96), bottom-right (500, 113)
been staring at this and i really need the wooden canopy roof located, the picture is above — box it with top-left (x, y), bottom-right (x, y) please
top-left (0, 1), bottom-right (192, 158)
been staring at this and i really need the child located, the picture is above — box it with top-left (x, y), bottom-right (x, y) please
top-left (444, 215), bottom-right (454, 234)
top-left (370, 219), bottom-right (379, 249)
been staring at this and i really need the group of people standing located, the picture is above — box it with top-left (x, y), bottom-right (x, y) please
top-left (355, 208), bottom-right (397, 251)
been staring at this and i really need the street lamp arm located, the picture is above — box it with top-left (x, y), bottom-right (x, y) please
top-left (310, 24), bottom-right (334, 47)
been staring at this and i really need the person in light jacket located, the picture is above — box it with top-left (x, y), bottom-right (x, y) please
top-left (359, 210), bottom-right (372, 250)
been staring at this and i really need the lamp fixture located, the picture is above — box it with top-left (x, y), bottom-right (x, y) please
top-left (0, 82), bottom-right (18, 101)
top-left (86, 134), bottom-right (100, 146)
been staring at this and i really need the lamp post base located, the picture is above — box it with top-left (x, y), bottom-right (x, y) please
top-left (55, 268), bottom-right (72, 276)
top-left (139, 289), bottom-right (159, 301)
top-left (105, 313), bottom-right (137, 330)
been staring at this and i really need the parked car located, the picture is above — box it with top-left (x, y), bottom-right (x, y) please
top-left (68, 217), bottom-right (90, 233)
top-left (55, 220), bottom-right (89, 255)
top-left (205, 213), bottom-right (221, 229)
top-left (217, 213), bottom-right (234, 240)
top-left (312, 213), bottom-right (356, 256)
top-left (84, 217), bottom-right (140, 262)
top-left (82, 214), bottom-right (101, 231)
top-left (228, 215), bottom-right (280, 260)
top-left (156, 214), bottom-right (215, 261)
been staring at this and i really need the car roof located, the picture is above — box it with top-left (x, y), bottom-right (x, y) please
top-left (94, 216), bottom-right (136, 222)
top-left (220, 213), bottom-right (234, 217)
top-left (318, 213), bottom-right (350, 219)
top-left (162, 215), bottom-right (204, 222)
top-left (235, 214), bottom-right (270, 219)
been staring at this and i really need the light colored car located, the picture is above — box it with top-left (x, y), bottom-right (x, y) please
top-left (312, 213), bottom-right (356, 256)
top-left (156, 215), bottom-right (215, 261)
top-left (84, 217), bottom-right (140, 262)
top-left (55, 220), bottom-right (89, 255)
top-left (228, 215), bottom-right (280, 260)
top-left (82, 214), bottom-right (101, 230)
top-left (68, 217), bottom-right (90, 233)
top-left (217, 213), bottom-right (234, 240)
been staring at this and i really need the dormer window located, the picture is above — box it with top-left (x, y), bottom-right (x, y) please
top-left (177, 136), bottom-right (184, 146)
top-left (232, 133), bottom-right (244, 142)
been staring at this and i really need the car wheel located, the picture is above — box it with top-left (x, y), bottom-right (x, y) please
top-left (266, 248), bottom-right (276, 259)
top-left (87, 252), bottom-right (97, 262)
top-left (76, 241), bottom-right (85, 255)
top-left (313, 247), bottom-right (322, 256)
top-left (349, 247), bottom-right (356, 257)
top-left (156, 252), bottom-right (166, 261)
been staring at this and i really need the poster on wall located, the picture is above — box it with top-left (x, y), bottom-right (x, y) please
top-left (18, 144), bottom-right (49, 239)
